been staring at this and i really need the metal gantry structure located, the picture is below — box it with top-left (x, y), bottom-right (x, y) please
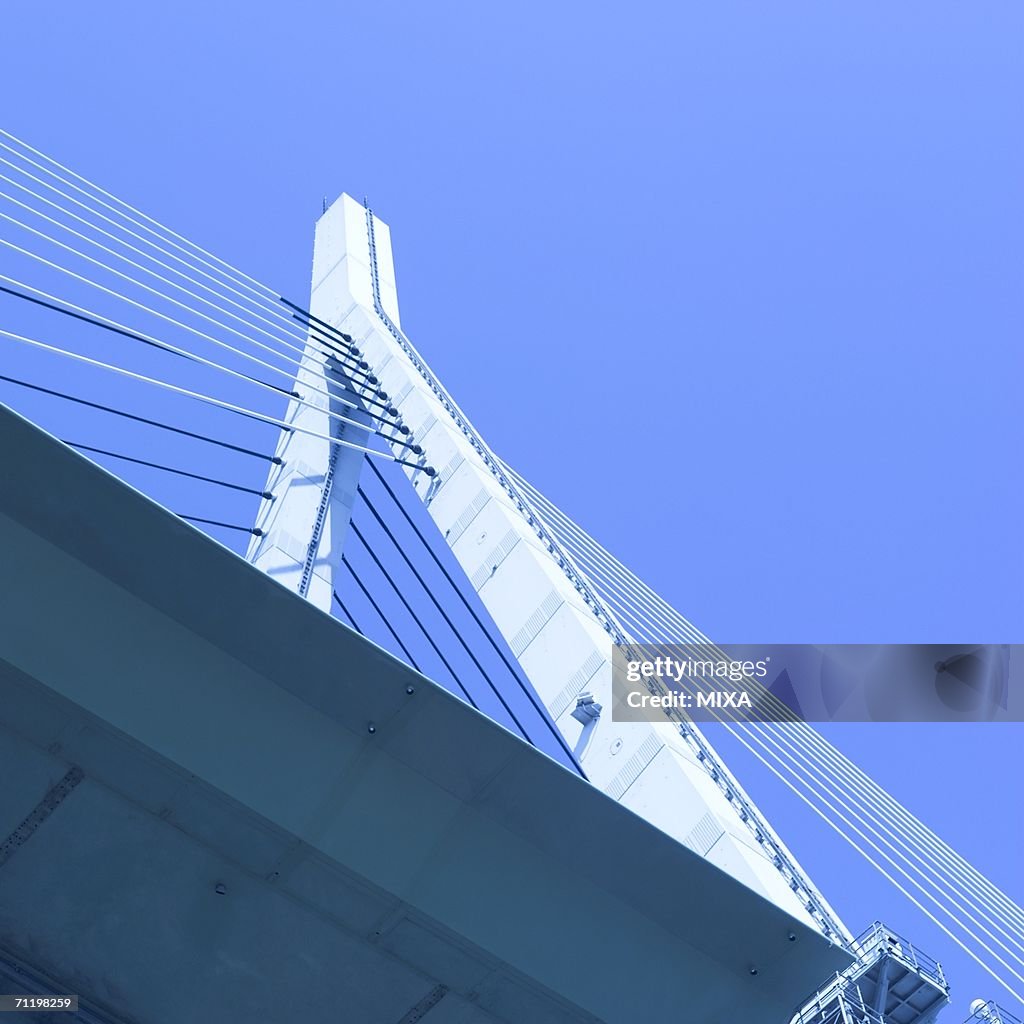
top-left (794, 924), bottom-right (950, 1024)
top-left (0, 128), bottom-right (1021, 1022)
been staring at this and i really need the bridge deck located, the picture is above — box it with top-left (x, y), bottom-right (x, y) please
top-left (0, 403), bottom-right (850, 1023)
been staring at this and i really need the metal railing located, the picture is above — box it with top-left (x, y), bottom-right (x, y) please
top-left (853, 922), bottom-right (948, 992)
top-left (794, 921), bottom-right (949, 1024)
top-left (965, 1002), bottom-right (1024, 1024)
top-left (793, 972), bottom-right (886, 1024)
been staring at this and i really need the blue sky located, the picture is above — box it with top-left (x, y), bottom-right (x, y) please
top-left (1, 1), bottom-right (1021, 1015)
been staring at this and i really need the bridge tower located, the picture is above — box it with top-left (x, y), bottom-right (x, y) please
top-left (248, 193), bottom-right (848, 946)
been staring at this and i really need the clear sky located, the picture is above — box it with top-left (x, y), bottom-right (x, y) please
top-left (1, 1), bottom-right (1021, 1016)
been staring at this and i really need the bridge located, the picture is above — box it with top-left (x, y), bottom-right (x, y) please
top-left (0, 128), bottom-right (1020, 1022)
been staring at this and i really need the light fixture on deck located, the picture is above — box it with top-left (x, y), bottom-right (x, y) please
top-left (571, 693), bottom-right (602, 725)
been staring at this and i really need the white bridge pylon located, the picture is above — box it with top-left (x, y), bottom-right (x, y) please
top-left (248, 193), bottom-right (848, 944)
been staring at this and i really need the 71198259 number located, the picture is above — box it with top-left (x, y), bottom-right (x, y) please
top-left (0, 995), bottom-right (79, 1012)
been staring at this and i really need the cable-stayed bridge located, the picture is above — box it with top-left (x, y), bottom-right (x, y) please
top-left (0, 129), bottom-right (1019, 1024)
